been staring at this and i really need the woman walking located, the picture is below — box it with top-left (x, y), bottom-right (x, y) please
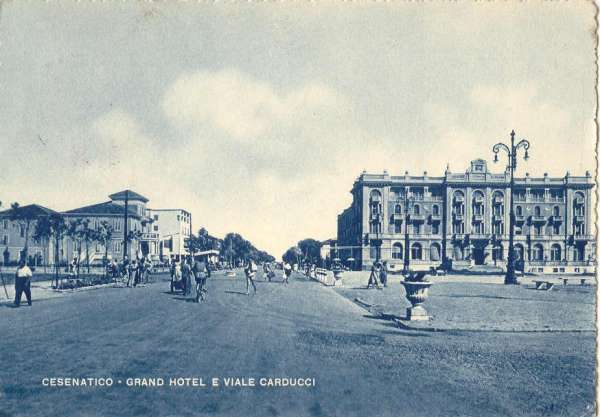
top-left (244, 259), bottom-right (257, 295)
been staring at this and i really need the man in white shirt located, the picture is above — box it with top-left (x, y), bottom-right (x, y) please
top-left (14, 259), bottom-right (33, 307)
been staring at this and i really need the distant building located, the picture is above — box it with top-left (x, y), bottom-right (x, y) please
top-left (337, 159), bottom-right (595, 274)
top-left (63, 190), bottom-right (159, 263)
top-left (146, 209), bottom-right (193, 261)
top-left (0, 204), bottom-right (59, 266)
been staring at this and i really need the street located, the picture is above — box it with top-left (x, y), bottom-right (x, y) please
top-left (0, 271), bottom-right (595, 417)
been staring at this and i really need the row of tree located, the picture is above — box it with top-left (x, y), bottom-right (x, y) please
top-left (282, 238), bottom-right (323, 266)
top-left (186, 227), bottom-right (275, 266)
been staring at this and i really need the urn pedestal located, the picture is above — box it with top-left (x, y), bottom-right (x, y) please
top-left (332, 270), bottom-right (343, 286)
top-left (401, 281), bottom-right (433, 321)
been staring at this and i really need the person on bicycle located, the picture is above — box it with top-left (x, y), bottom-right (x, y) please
top-left (193, 256), bottom-right (210, 303)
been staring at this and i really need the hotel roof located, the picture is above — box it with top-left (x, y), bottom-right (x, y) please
top-left (0, 204), bottom-right (59, 218)
top-left (63, 201), bottom-right (140, 218)
top-left (108, 190), bottom-right (149, 203)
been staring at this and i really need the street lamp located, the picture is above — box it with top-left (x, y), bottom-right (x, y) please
top-left (492, 130), bottom-right (530, 285)
top-left (402, 192), bottom-right (415, 274)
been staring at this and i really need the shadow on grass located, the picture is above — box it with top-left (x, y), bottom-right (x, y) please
top-left (435, 293), bottom-right (593, 303)
top-left (225, 290), bottom-right (249, 296)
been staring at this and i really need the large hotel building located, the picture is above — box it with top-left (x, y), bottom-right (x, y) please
top-left (337, 159), bottom-right (595, 274)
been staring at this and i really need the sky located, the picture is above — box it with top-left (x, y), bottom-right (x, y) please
top-left (0, 1), bottom-right (596, 258)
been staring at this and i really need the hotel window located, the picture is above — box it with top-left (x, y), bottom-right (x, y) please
top-left (153, 225), bottom-right (159, 232)
top-left (534, 224), bottom-right (543, 235)
top-left (154, 215), bottom-right (159, 221)
top-left (413, 205), bottom-right (420, 215)
top-left (20, 226), bottom-right (25, 238)
top-left (452, 222), bottom-right (464, 234)
top-left (552, 224), bottom-right (560, 235)
top-left (394, 204), bottom-right (402, 214)
top-left (553, 206), bottom-right (560, 217)
top-left (575, 223), bottom-right (585, 236)
top-left (2, 235), bottom-right (8, 245)
top-left (177, 215), bottom-right (181, 221)
top-left (493, 222), bottom-right (504, 235)
top-left (431, 223), bottom-right (439, 235)
top-left (3, 220), bottom-right (7, 229)
top-left (412, 223), bottom-right (421, 234)
top-left (114, 220), bottom-right (121, 231)
top-left (392, 243), bottom-right (403, 259)
top-left (534, 206), bottom-right (541, 217)
top-left (550, 244), bottom-right (561, 261)
top-left (394, 221), bottom-right (402, 234)
top-left (411, 243), bottom-right (423, 260)
top-left (473, 222), bottom-right (484, 234)
top-left (516, 206), bottom-right (523, 216)
top-left (432, 205), bottom-right (439, 216)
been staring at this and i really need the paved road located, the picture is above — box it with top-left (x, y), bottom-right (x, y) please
top-left (0, 271), bottom-right (595, 417)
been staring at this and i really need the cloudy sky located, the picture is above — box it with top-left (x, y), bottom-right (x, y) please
top-left (0, 1), bottom-right (596, 258)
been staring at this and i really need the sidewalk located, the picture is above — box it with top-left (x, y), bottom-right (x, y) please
top-left (333, 271), bottom-right (596, 332)
top-left (0, 279), bottom-right (66, 305)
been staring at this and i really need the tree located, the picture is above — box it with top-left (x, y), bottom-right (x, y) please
top-left (9, 202), bottom-right (37, 262)
top-left (96, 220), bottom-right (114, 274)
top-left (67, 219), bottom-right (84, 277)
top-left (282, 246), bottom-right (302, 265)
top-left (34, 213), bottom-right (68, 288)
top-left (80, 219), bottom-right (99, 274)
top-left (298, 239), bottom-right (322, 264)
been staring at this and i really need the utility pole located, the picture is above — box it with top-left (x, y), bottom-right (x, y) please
top-left (123, 190), bottom-right (129, 260)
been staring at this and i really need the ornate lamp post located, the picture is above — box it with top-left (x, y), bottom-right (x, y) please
top-left (402, 192), bottom-right (415, 274)
top-left (492, 130), bottom-right (530, 285)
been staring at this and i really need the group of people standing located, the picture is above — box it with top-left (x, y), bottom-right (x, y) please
top-left (367, 261), bottom-right (388, 289)
top-left (170, 256), bottom-right (211, 302)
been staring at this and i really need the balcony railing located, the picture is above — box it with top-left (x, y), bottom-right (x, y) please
top-left (574, 215), bottom-right (585, 224)
top-left (515, 214), bottom-right (526, 223)
top-left (429, 214), bottom-right (441, 222)
top-left (574, 196), bottom-right (585, 205)
top-left (492, 214), bottom-right (504, 223)
top-left (390, 214), bottom-right (403, 222)
top-left (530, 215), bottom-right (546, 223)
top-left (410, 214), bottom-right (426, 222)
top-left (550, 215), bottom-right (563, 223)
top-left (472, 214), bottom-right (484, 223)
top-left (140, 233), bottom-right (159, 240)
top-left (452, 213), bottom-right (464, 221)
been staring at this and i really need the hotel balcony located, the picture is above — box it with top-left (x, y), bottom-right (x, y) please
top-left (472, 213), bottom-right (484, 223)
top-left (493, 195), bottom-right (504, 204)
top-left (515, 214), bottom-right (526, 223)
top-left (574, 215), bottom-right (585, 224)
top-left (452, 212), bottom-right (464, 221)
top-left (410, 214), bottom-right (426, 222)
top-left (492, 214), bottom-right (504, 223)
top-left (370, 213), bottom-right (383, 221)
top-left (390, 214), bottom-right (403, 222)
top-left (550, 215), bottom-right (563, 223)
top-left (140, 233), bottom-right (159, 241)
top-left (574, 196), bottom-right (585, 205)
top-left (429, 213), bottom-right (441, 222)
top-left (473, 195), bottom-right (484, 204)
top-left (530, 215), bottom-right (547, 223)
top-left (453, 195), bottom-right (465, 203)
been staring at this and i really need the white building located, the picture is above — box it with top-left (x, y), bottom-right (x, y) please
top-left (147, 209), bottom-right (193, 262)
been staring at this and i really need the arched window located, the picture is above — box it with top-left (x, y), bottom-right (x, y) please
top-left (411, 243), bottom-right (422, 260)
top-left (453, 244), bottom-right (463, 260)
top-left (550, 244), bottom-right (561, 261)
top-left (453, 191), bottom-right (465, 215)
top-left (472, 191), bottom-right (485, 215)
top-left (395, 204), bottom-right (402, 214)
top-left (492, 191), bottom-right (504, 215)
top-left (534, 206), bottom-right (541, 217)
top-left (533, 244), bottom-right (544, 261)
top-left (514, 244), bottom-right (525, 261)
top-left (553, 206), bottom-right (560, 216)
top-left (413, 204), bottom-right (420, 215)
top-left (574, 192), bottom-right (585, 216)
top-left (392, 243), bottom-right (403, 259)
top-left (516, 206), bottom-right (523, 216)
top-left (432, 205), bottom-right (439, 216)
top-left (429, 243), bottom-right (441, 261)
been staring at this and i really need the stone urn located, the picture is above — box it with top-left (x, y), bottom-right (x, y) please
top-left (401, 271), bottom-right (434, 321)
top-left (331, 258), bottom-right (344, 285)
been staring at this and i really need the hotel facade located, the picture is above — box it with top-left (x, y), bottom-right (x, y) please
top-left (0, 190), bottom-right (192, 266)
top-left (337, 159), bottom-right (595, 274)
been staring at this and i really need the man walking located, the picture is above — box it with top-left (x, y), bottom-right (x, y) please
top-left (182, 257), bottom-right (192, 296)
top-left (244, 258), bottom-right (257, 295)
top-left (283, 261), bottom-right (292, 284)
top-left (14, 260), bottom-right (33, 307)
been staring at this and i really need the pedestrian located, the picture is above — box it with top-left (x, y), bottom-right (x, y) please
top-left (380, 261), bottom-right (388, 288)
top-left (283, 261), bottom-right (292, 284)
top-left (192, 256), bottom-right (210, 302)
top-left (14, 259), bottom-right (33, 307)
top-left (264, 262), bottom-right (274, 282)
top-left (181, 257), bottom-right (192, 296)
top-left (128, 259), bottom-right (137, 287)
top-left (367, 262), bottom-right (382, 289)
top-left (244, 258), bottom-right (257, 295)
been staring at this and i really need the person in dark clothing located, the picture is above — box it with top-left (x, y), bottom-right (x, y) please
top-left (193, 257), bottom-right (210, 303)
top-left (380, 261), bottom-right (388, 288)
top-left (14, 260), bottom-right (33, 307)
